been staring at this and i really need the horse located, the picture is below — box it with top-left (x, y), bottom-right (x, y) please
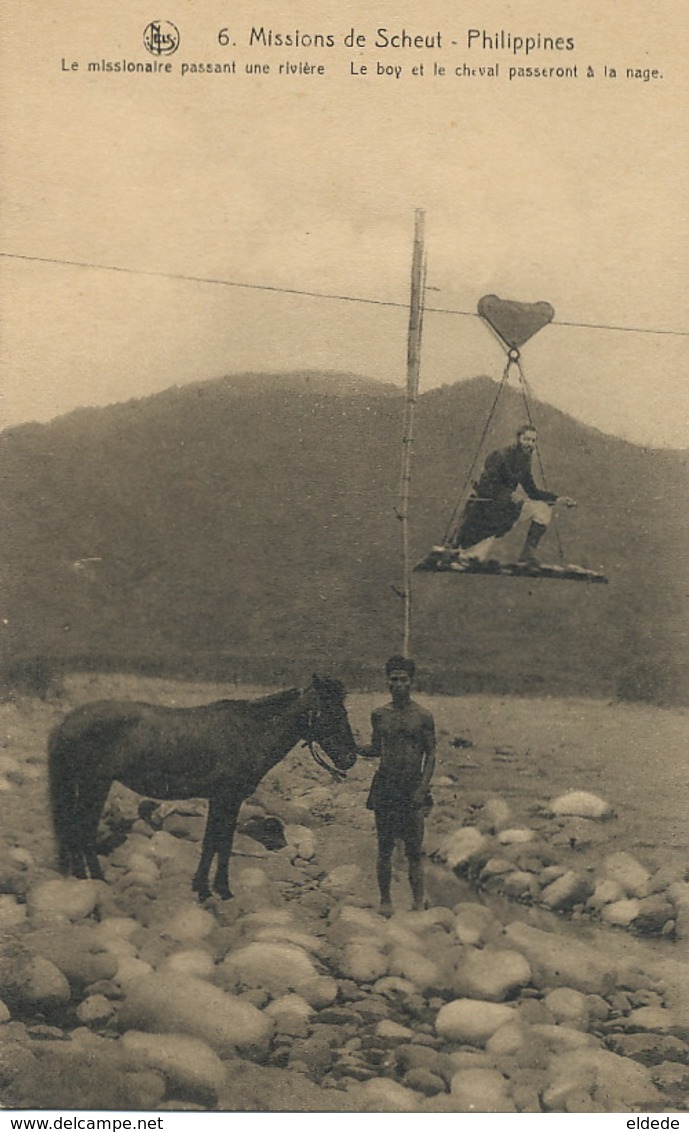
top-left (47, 674), bottom-right (357, 901)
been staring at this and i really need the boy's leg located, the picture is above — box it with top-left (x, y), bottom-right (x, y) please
top-left (404, 809), bottom-right (426, 911)
top-left (374, 808), bottom-right (395, 916)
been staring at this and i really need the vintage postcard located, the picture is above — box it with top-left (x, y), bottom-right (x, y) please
top-left (1, 0), bottom-right (687, 1121)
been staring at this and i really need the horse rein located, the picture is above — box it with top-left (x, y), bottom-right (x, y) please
top-left (302, 705), bottom-right (349, 782)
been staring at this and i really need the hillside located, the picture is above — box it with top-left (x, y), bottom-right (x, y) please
top-left (2, 372), bottom-right (687, 702)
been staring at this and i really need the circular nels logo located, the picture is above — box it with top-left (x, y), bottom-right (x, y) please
top-left (143, 20), bottom-right (180, 55)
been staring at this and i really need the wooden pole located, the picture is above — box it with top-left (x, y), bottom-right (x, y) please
top-left (399, 209), bottom-right (427, 658)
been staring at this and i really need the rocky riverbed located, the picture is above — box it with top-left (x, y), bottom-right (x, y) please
top-left (0, 675), bottom-right (687, 1113)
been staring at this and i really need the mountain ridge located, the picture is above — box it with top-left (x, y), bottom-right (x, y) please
top-left (2, 374), bottom-right (687, 703)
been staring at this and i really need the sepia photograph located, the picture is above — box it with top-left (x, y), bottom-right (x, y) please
top-left (1, 0), bottom-right (688, 1119)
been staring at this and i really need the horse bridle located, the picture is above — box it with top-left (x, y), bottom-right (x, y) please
top-left (302, 704), bottom-right (349, 782)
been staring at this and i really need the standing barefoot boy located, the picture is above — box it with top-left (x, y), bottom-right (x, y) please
top-left (362, 655), bottom-right (436, 916)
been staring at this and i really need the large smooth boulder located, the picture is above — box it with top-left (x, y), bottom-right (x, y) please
top-left (117, 972), bottom-right (273, 1058)
top-left (121, 1031), bottom-right (226, 1107)
top-left (540, 870), bottom-right (595, 911)
top-left (602, 852), bottom-right (652, 897)
top-left (504, 923), bottom-right (617, 995)
top-left (548, 792), bottom-right (612, 820)
top-left (436, 999), bottom-right (514, 1045)
top-left (452, 946), bottom-right (531, 1002)
top-left (435, 828), bottom-right (490, 871)
top-left (452, 903), bottom-right (503, 946)
top-left (449, 1068), bottom-right (515, 1112)
top-left (219, 941), bottom-right (319, 994)
top-left (27, 878), bottom-right (104, 922)
top-left (542, 1049), bottom-right (662, 1112)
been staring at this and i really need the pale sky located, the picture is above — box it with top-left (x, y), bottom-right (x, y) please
top-left (2, 0), bottom-right (688, 447)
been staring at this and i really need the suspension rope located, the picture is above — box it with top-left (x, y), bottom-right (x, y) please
top-left (514, 357), bottom-right (566, 565)
top-left (441, 358), bottom-right (512, 545)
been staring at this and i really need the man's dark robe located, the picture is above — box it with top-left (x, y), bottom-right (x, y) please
top-left (453, 443), bottom-right (557, 548)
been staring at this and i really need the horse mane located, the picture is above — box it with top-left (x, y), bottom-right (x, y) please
top-left (211, 687), bottom-right (301, 719)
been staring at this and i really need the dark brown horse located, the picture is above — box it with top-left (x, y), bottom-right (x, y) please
top-left (48, 675), bottom-right (357, 901)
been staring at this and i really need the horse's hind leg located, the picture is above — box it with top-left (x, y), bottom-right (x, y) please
top-left (192, 798), bottom-right (224, 901)
top-left (212, 795), bottom-right (242, 900)
top-left (74, 778), bottom-right (112, 881)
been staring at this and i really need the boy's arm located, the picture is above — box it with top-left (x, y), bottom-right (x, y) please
top-left (412, 716), bottom-right (436, 803)
top-left (357, 709), bottom-right (383, 758)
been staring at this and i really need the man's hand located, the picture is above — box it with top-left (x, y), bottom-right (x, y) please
top-left (557, 496), bottom-right (577, 508)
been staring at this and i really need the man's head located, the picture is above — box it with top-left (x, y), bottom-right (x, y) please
top-left (516, 424), bottom-right (538, 453)
top-left (385, 655), bottom-right (415, 702)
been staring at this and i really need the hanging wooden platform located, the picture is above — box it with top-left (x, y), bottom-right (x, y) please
top-left (414, 547), bottom-right (608, 583)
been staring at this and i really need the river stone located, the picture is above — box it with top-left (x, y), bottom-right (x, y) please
top-left (220, 941), bottom-right (319, 993)
top-left (0, 953), bottom-right (71, 1011)
top-left (323, 865), bottom-right (362, 893)
top-left (449, 1067), bottom-right (515, 1112)
top-left (403, 1067), bottom-right (446, 1096)
top-left (452, 903), bottom-right (502, 946)
top-left (0, 896), bottom-right (27, 929)
top-left (531, 1024), bottom-right (598, 1051)
top-left (75, 994), bottom-right (116, 1026)
top-left (500, 871), bottom-right (540, 899)
top-left (283, 824), bottom-right (316, 860)
top-left (115, 957), bottom-right (155, 987)
top-left (0, 999), bottom-right (11, 1022)
top-left (374, 976), bottom-right (418, 998)
top-left (123, 1070), bottom-right (167, 1110)
top-left (435, 999), bottom-right (514, 1045)
top-left (540, 870), bottom-right (595, 911)
top-left (480, 857), bottom-right (515, 879)
top-left (158, 903), bottom-right (216, 943)
top-left (264, 993), bottom-right (313, 1021)
top-left (388, 948), bottom-right (445, 993)
top-left (504, 922), bottom-right (617, 995)
top-left (667, 882), bottom-right (689, 938)
top-left (293, 976), bottom-right (338, 1009)
top-left (27, 878), bottom-right (103, 921)
top-left (452, 946), bottom-right (531, 1002)
top-left (159, 949), bottom-right (215, 979)
top-left (339, 941), bottom-right (389, 983)
top-left (27, 924), bottom-right (119, 989)
top-left (485, 1021), bottom-right (532, 1056)
top-left (395, 1044), bottom-right (456, 1079)
top-left (331, 904), bottom-right (384, 936)
top-left (121, 1030), bottom-right (226, 1106)
top-left (478, 797), bottom-right (513, 832)
top-left (409, 906), bottom-right (457, 931)
top-left (543, 987), bottom-right (591, 1029)
top-left (497, 828), bottom-right (536, 845)
top-left (543, 1048), bottom-right (662, 1112)
top-left (602, 852), bottom-right (652, 897)
top-left (117, 972), bottom-right (273, 1058)
top-left (351, 1077), bottom-right (421, 1112)
top-left (588, 878), bottom-right (626, 909)
top-left (607, 1032), bottom-right (689, 1066)
top-left (123, 853), bottom-right (160, 885)
top-left (632, 895), bottom-right (676, 935)
top-left (253, 925), bottom-right (327, 957)
top-left (435, 827), bottom-right (489, 871)
top-left (601, 899), bottom-right (641, 927)
top-left (620, 1006), bottom-right (682, 1034)
top-left (549, 792), bottom-right (612, 819)
top-left (376, 1019), bottom-right (414, 1041)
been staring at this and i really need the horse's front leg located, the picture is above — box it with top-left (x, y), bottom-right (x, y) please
top-left (192, 798), bottom-right (224, 902)
top-left (212, 795), bottom-right (242, 900)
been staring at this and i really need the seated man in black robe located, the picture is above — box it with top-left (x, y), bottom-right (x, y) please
top-left (450, 424), bottom-right (576, 564)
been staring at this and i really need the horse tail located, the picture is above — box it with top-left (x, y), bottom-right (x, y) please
top-left (47, 721), bottom-right (78, 873)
